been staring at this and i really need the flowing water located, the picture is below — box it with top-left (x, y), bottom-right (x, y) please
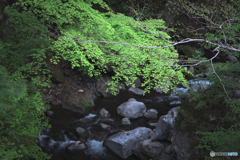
top-left (39, 79), bottom-right (212, 160)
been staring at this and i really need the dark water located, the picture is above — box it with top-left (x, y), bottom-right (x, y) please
top-left (41, 90), bottom-right (179, 160)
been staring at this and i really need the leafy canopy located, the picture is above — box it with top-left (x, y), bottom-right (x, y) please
top-left (17, 0), bottom-right (189, 94)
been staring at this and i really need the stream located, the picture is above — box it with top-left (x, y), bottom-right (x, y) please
top-left (39, 79), bottom-right (212, 160)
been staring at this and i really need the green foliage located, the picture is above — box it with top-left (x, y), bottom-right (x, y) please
top-left (183, 62), bottom-right (240, 157)
top-left (0, 6), bottom-right (51, 88)
top-left (17, 0), bottom-right (189, 94)
top-left (0, 65), bottom-right (50, 160)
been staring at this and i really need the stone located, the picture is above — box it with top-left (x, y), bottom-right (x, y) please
top-left (169, 100), bottom-right (181, 106)
top-left (96, 76), bottom-right (119, 98)
top-left (189, 66), bottom-right (194, 75)
top-left (76, 127), bottom-right (88, 138)
top-left (152, 107), bottom-right (180, 141)
top-left (67, 141), bottom-right (87, 151)
top-left (189, 79), bottom-right (213, 92)
top-left (104, 127), bottom-right (153, 159)
top-left (234, 90), bottom-right (240, 98)
top-left (77, 89), bottom-right (84, 93)
top-left (226, 54), bottom-right (238, 62)
top-left (117, 98), bottom-right (147, 119)
top-left (144, 109), bottom-right (158, 119)
top-left (46, 110), bottom-right (54, 117)
top-left (99, 108), bottom-right (110, 118)
top-left (133, 139), bottom-right (174, 160)
top-left (148, 122), bottom-right (157, 127)
top-left (155, 87), bottom-right (164, 94)
top-left (122, 117), bottom-right (131, 125)
top-left (128, 87), bottom-right (144, 95)
top-left (170, 88), bottom-right (189, 99)
top-left (141, 139), bottom-right (164, 158)
top-left (134, 77), bottom-right (142, 88)
top-left (100, 123), bottom-right (111, 130)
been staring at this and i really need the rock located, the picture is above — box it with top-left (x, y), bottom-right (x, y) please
top-left (134, 77), bottom-right (142, 88)
top-left (165, 145), bottom-right (173, 154)
top-left (235, 90), bottom-right (240, 98)
top-left (226, 54), bottom-right (238, 62)
top-left (152, 107), bottom-right (180, 141)
top-left (170, 88), bottom-right (189, 99)
top-left (133, 139), bottom-right (175, 160)
top-left (141, 139), bottom-right (164, 158)
top-left (104, 127), bottom-right (153, 159)
top-left (117, 98), bottom-right (147, 119)
top-left (46, 110), bottom-right (54, 117)
top-left (171, 131), bottom-right (201, 160)
top-left (51, 70), bottom-right (65, 83)
top-left (189, 66), bottom-right (194, 74)
top-left (77, 89), bottom-right (84, 93)
top-left (128, 87), bottom-right (144, 95)
top-left (148, 122), bottom-right (157, 127)
top-left (63, 69), bottom-right (72, 77)
top-left (169, 100), bottom-right (181, 106)
top-left (122, 118), bottom-right (131, 125)
top-left (96, 76), bottom-right (119, 98)
top-left (100, 123), bottom-right (111, 130)
top-left (67, 141), bottom-right (87, 151)
top-left (99, 108), bottom-right (110, 118)
top-left (189, 79), bottom-right (213, 92)
top-left (144, 109), bottom-right (158, 119)
top-left (155, 87), bottom-right (164, 94)
top-left (76, 127), bottom-right (88, 138)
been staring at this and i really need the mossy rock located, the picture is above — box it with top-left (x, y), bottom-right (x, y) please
top-left (51, 70), bottom-right (65, 83)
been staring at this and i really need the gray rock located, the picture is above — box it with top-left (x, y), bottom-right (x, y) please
top-left (170, 88), bottom-right (189, 99)
top-left (148, 122), bottom-right (157, 127)
top-left (99, 108), bottom-right (110, 118)
top-left (189, 79), bottom-right (213, 92)
top-left (128, 87), bottom-right (144, 95)
top-left (96, 76), bottom-right (118, 97)
top-left (77, 89), bottom-right (84, 93)
top-left (226, 54), bottom-right (238, 62)
top-left (235, 90), bottom-right (240, 98)
top-left (133, 139), bottom-right (175, 160)
top-left (144, 109), bottom-right (158, 119)
top-left (117, 98), bottom-right (147, 119)
top-left (122, 118), bottom-right (131, 125)
top-left (46, 110), bottom-right (54, 117)
top-left (104, 127), bottom-right (153, 159)
top-left (169, 100), bottom-right (181, 106)
top-left (142, 139), bottom-right (164, 158)
top-left (100, 123), bottom-right (111, 130)
top-left (155, 87), bottom-right (164, 94)
top-left (76, 127), bottom-right (88, 138)
top-left (189, 66), bottom-right (194, 75)
top-left (152, 107), bottom-right (180, 141)
top-left (134, 77), bottom-right (142, 88)
top-left (67, 141), bottom-right (87, 151)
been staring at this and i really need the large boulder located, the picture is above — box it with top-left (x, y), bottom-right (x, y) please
top-left (117, 98), bottom-right (147, 119)
top-left (103, 127), bottom-right (153, 159)
top-left (152, 107), bottom-right (180, 141)
top-left (133, 139), bottom-right (175, 160)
